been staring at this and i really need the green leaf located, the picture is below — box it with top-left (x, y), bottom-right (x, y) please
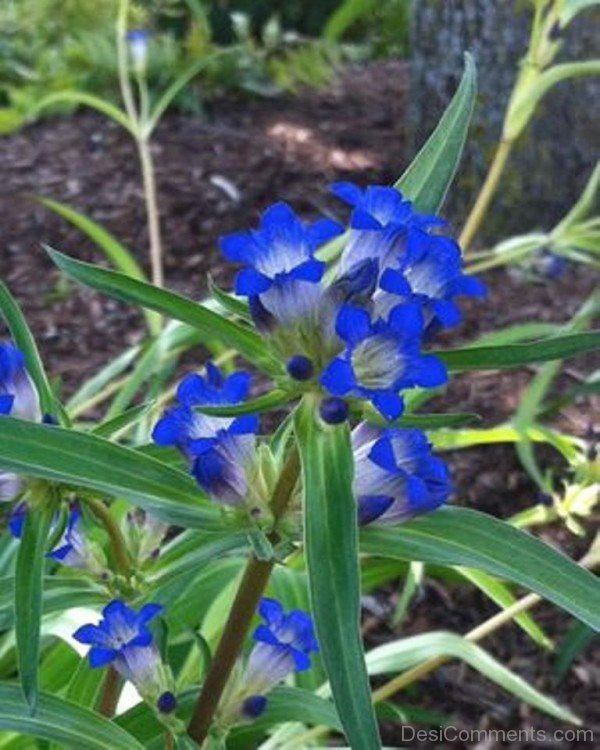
top-left (360, 405), bottom-right (480, 430)
top-left (0, 418), bottom-right (221, 529)
top-left (15, 502), bottom-right (53, 711)
top-left (0, 282), bottom-right (64, 422)
top-left (395, 52), bottom-right (477, 213)
top-left (365, 632), bottom-right (579, 723)
top-left (46, 248), bottom-right (280, 375)
top-left (36, 197), bottom-right (159, 336)
top-left (33, 91), bottom-right (135, 135)
top-left (560, 0), bottom-right (600, 25)
top-left (296, 400), bottom-right (381, 749)
top-left (457, 568), bottom-right (552, 649)
top-left (360, 507), bottom-right (600, 631)
top-left (0, 577), bottom-right (107, 630)
top-left (0, 682), bottom-right (143, 749)
top-left (91, 402), bottom-right (154, 439)
top-left (196, 389), bottom-right (296, 417)
top-left (435, 330), bottom-right (600, 372)
top-left (553, 621), bottom-right (597, 683)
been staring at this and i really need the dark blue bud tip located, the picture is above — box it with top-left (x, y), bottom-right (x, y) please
top-left (536, 491), bottom-right (553, 507)
top-left (242, 694), bottom-right (267, 719)
top-left (286, 355), bottom-right (314, 381)
top-left (157, 691), bottom-right (177, 714)
top-left (319, 397), bottom-right (349, 425)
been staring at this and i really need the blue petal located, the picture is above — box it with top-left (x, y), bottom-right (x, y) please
top-left (223, 372), bottom-right (252, 403)
top-left (206, 362), bottom-right (224, 387)
top-left (89, 647), bottom-right (118, 668)
top-left (387, 303), bottom-right (424, 338)
top-left (138, 603), bottom-right (163, 624)
top-left (320, 358), bottom-right (356, 396)
top-left (371, 391), bottom-right (404, 420)
top-left (152, 409), bottom-right (187, 446)
top-left (0, 394), bottom-right (14, 415)
top-left (252, 625), bottom-right (282, 647)
top-left (235, 267), bottom-right (272, 296)
top-left (259, 597), bottom-right (284, 628)
top-left (128, 629), bottom-right (153, 648)
top-left (330, 181), bottom-right (363, 206)
top-left (368, 436), bottom-right (398, 472)
top-left (220, 232), bottom-right (254, 263)
top-left (335, 305), bottom-right (372, 344)
top-left (432, 299), bottom-right (462, 327)
top-left (73, 624), bottom-right (106, 646)
top-left (290, 647), bottom-right (312, 672)
top-left (103, 600), bottom-right (136, 629)
top-left (452, 275), bottom-right (487, 298)
top-left (47, 543), bottom-right (72, 561)
top-left (230, 415), bottom-right (259, 435)
top-left (289, 258), bottom-right (325, 283)
top-left (188, 436), bottom-right (218, 455)
top-left (358, 495), bottom-right (394, 525)
top-left (306, 218), bottom-right (344, 247)
top-left (260, 201), bottom-right (298, 231)
top-left (379, 268), bottom-right (412, 296)
top-left (414, 355), bottom-right (447, 388)
top-left (351, 209), bottom-right (382, 230)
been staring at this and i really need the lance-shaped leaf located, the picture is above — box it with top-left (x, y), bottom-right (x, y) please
top-left (15, 502), bottom-right (54, 711)
top-left (0, 418), bottom-right (221, 529)
top-left (0, 683), bottom-right (143, 749)
top-left (435, 330), bottom-right (600, 372)
top-left (46, 248), bottom-right (281, 375)
top-left (361, 507), bottom-right (600, 631)
top-left (395, 52), bottom-right (477, 213)
top-left (296, 400), bottom-right (381, 749)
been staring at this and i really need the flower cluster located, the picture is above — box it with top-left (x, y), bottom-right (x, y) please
top-left (1, 342), bottom-right (42, 524)
top-left (220, 183), bottom-right (485, 421)
top-left (220, 598), bottom-right (319, 724)
top-left (74, 600), bottom-right (176, 713)
top-left (152, 363), bottom-right (263, 509)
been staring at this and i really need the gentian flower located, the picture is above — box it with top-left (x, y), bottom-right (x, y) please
top-left (331, 183), bottom-right (485, 330)
top-left (320, 304), bottom-right (447, 420)
top-left (127, 29), bottom-right (150, 73)
top-left (74, 600), bottom-right (173, 708)
top-left (8, 502), bottom-right (27, 538)
top-left (239, 598), bottom-right (318, 719)
top-left (352, 423), bottom-right (452, 524)
top-left (220, 202), bottom-right (343, 330)
top-left (0, 342), bottom-right (41, 506)
top-left (152, 363), bottom-right (260, 507)
top-left (48, 507), bottom-right (106, 574)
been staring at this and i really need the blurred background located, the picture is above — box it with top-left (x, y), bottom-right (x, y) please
top-left (0, 2), bottom-right (598, 745)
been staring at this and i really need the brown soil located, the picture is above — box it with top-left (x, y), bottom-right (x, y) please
top-left (0, 61), bottom-right (598, 748)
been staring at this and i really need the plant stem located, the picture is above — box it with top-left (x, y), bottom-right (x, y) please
top-left (187, 449), bottom-right (300, 745)
top-left (84, 497), bottom-right (132, 576)
top-left (116, 0), bottom-right (138, 126)
top-left (138, 134), bottom-right (165, 288)
top-left (98, 667), bottom-right (122, 717)
top-left (459, 137), bottom-right (514, 252)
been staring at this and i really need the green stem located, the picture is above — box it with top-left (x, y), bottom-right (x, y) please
top-left (187, 449), bottom-right (300, 745)
top-left (459, 137), bottom-right (514, 252)
top-left (138, 134), bottom-right (165, 288)
top-left (84, 497), bottom-right (132, 576)
top-left (116, 0), bottom-right (138, 127)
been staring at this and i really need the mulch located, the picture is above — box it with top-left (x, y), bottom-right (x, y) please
top-left (0, 60), bottom-right (598, 748)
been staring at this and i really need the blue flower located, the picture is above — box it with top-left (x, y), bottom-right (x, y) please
top-left (243, 598), bottom-right (319, 697)
top-left (377, 228), bottom-right (486, 330)
top-left (48, 507), bottom-right (105, 574)
top-left (220, 202), bottom-right (343, 328)
top-left (8, 502), bottom-right (27, 538)
top-left (152, 363), bottom-right (259, 506)
top-left (0, 343), bottom-right (41, 505)
top-left (352, 423), bottom-right (452, 524)
top-left (331, 183), bottom-right (485, 330)
top-left (0, 342), bottom-right (41, 422)
top-left (320, 304), bottom-right (447, 420)
top-left (127, 29), bottom-right (150, 71)
top-left (74, 600), bottom-right (167, 698)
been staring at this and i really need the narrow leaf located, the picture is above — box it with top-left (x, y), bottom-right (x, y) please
top-left (15, 502), bottom-right (54, 711)
top-left (395, 52), bottom-right (477, 213)
top-left (361, 507), bottom-right (600, 631)
top-left (46, 248), bottom-right (280, 375)
top-left (296, 400), bottom-right (381, 749)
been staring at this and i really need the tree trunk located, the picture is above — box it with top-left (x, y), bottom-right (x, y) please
top-left (409, 0), bottom-right (599, 245)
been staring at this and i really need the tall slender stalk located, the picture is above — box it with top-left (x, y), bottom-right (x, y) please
top-left (188, 448), bottom-right (300, 744)
top-left (137, 135), bottom-right (164, 288)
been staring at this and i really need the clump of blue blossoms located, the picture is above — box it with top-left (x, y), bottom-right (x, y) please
top-left (218, 598), bottom-right (319, 725)
top-left (219, 183), bottom-right (484, 420)
top-left (0, 342), bottom-right (41, 508)
top-left (152, 363), bottom-right (279, 521)
top-left (74, 600), bottom-right (178, 720)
